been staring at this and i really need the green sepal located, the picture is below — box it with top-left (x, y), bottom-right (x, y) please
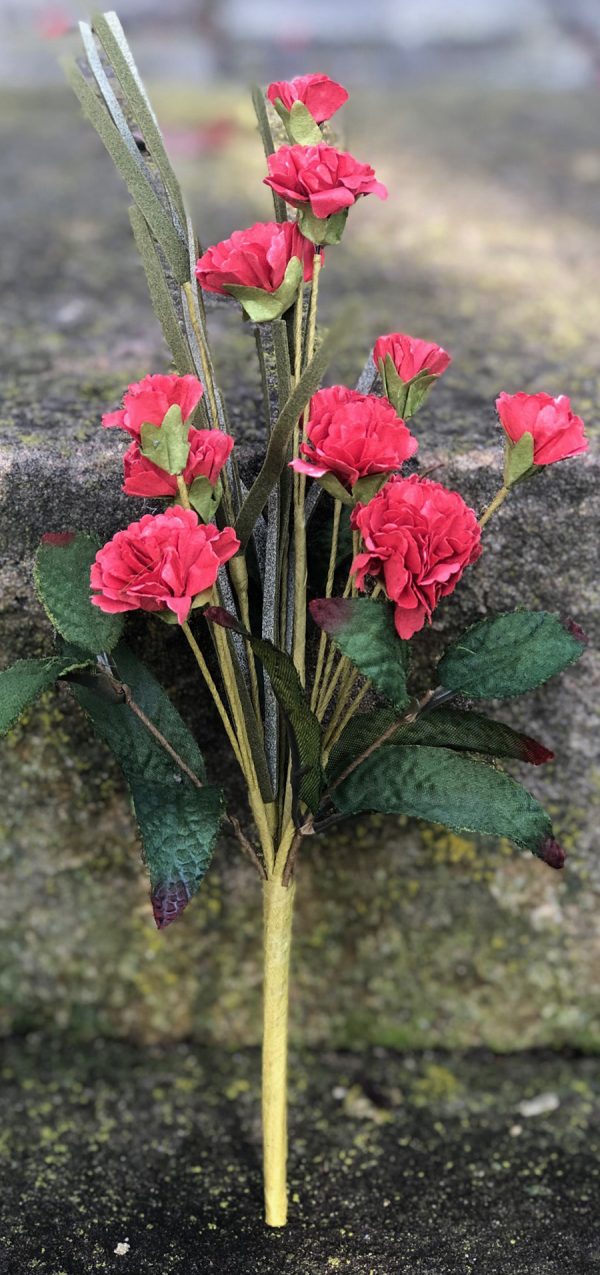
top-left (313, 472), bottom-right (354, 506)
top-left (287, 100), bottom-right (322, 145)
top-left (438, 610), bottom-right (587, 700)
top-left (68, 642), bottom-right (223, 928)
top-left (156, 588), bottom-right (215, 625)
top-left (225, 256), bottom-right (304, 322)
top-left (35, 532), bottom-right (124, 654)
top-left (332, 744), bottom-right (554, 861)
top-left (140, 404), bottom-right (190, 475)
top-left (327, 705), bottom-right (554, 783)
top-left (0, 653), bottom-right (94, 737)
top-left (205, 608), bottom-right (323, 814)
top-left (184, 476), bottom-right (223, 522)
top-left (298, 206), bottom-right (349, 246)
top-left (378, 356), bottom-right (438, 419)
top-left (503, 431), bottom-right (536, 487)
top-left (310, 595), bottom-right (410, 712)
top-left (352, 472), bottom-right (390, 504)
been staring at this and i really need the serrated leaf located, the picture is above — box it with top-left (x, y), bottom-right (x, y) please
top-left (298, 206), bottom-right (348, 245)
top-left (235, 304), bottom-right (357, 546)
top-left (225, 256), bottom-right (303, 322)
top-left (288, 100), bottom-right (322, 145)
top-left (35, 533), bottom-right (124, 654)
top-left (327, 706), bottom-right (554, 781)
top-left (0, 654), bottom-right (92, 736)
top-left (310, 596), bottom-right (410, 712)
top-left (140, 404), bottom-right (190, 474)
top-left (70, 642), bottom-right (223, 927)
top-left (504, 431), bottom-right (536, 487)
top-left (205, 608), bottom-right (323, 814)
top-left (438, 611), bottom-right (587, 699)
top-left (333, 744), bottom-right (556, 863)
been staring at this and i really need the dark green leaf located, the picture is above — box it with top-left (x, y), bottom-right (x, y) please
top-left (351, 472), bottom-right (390, 504)
top-left (0, 653), bottom-right (92, 736)
top-left (70, 642), bottom-right (223, 927)
top-left (205, 608), bottom-right (323, 814)
top-left (438, 611), bottom-right (587, 699)
top-left (333, 744), bottom-right (556, 863)
top-left (310, 596), bottom-right (410, 712)
top-left (235, 305), bottom-right (357, 546)
top-left (327, 706), bottom-right (554, 781)
top-left (140, 404), bottom-right (190, 474)
top-left (35, 533), bottom-right (124, 654)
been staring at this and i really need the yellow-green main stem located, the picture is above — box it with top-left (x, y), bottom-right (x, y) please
top-left (262, 874), bottom-right (296, 1227)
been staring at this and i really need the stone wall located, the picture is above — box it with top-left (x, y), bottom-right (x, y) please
top-left (1, 82), bottom-right (598, 1048)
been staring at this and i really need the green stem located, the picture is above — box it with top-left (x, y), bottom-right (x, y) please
top-left (176, 474), bottom-right (191, 510)
top-left (310, 499), bottom-right (342, 712)
top-left (479, 484), bottom-right (509, 529)
top-left (292, 254), bottom-right (322, 685)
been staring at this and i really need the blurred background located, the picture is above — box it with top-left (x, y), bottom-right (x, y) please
top-left (1, 3), bottom-right (599, 1271)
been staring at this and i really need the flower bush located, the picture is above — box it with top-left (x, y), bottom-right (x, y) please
top-left (2, 13), bottom-right (590, 1237)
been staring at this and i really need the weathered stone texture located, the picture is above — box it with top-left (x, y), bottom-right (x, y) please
top-left (1, 84), bottom-right (598, 1048)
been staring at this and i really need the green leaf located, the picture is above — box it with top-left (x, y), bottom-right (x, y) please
top-left (310, 596), bottom-right (410, 712)
top-left (35, 533), bottom-right (124, 654)
top-left (327, 706), bottom-right (554, 782)
top-left (288, 100), bottom-right (322, 145)
top-left (438, 611), bottom-right (587, 699)
top-left (205, 608), bottom-right (323, 814)
top-left (351, 472), bottom-right (390, 504)
top-left (0, 653), bottom-right (92, 736)
top-left (313, 472), bottom-right (354, 506)
top-left (129, 206), bottom-right (196, 375)
top-left (504, 432), bottom-right (536, 487)
top-left (298, 206), bottom-right (349, 245)
top-left (64, 58), bottom-right (188, 283)
top-left (70, 642), bottom-right (223, 927)
top-left (140, 404), bottom-right (190, 474)
top-left (333, 745), bottom-right (556, 863)
top-left (251, 84), bottom-right (287, 222)
top-left (225, 257), bottom-right (303, 322)
top-left (185, 476), bottom-right (223, 521)
top-left (379, 357), bottom-right (437, 419)
top-left (235, 304), bottom-right (357, 546)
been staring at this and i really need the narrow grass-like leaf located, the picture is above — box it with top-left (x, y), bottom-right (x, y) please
top-left (65, 58), bottom-right (188, 281)
top-left (35, 533), bottom-right (124, 654)
top-left (310, 596), bottom-right (410, 712)
top-left (129, 206), bottom-right (196, 374)
top-left (251, 83), bottom-right (287, 221)
top-left (205, 608), bottom-right (323, 814)
top-left (235, 307), bottom-right (356, 546)
top-left (92, 11), bottom-right (186, 227)
top-left (333, 744), bottom-right (561, 865)
top-left (70, 643), bottom-right (223, 926)
top-left (438, 611), bottom-right (587, 699)
top-left (327, 706), bottom-right (554, 782)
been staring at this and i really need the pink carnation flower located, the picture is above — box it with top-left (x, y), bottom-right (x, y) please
top-left (195, 220), bottom-right (316, 295)
top-left (374, 332), bottom-right (451, 382)
top-left (90, 506), bottom-right (239, 625)
top-left (103, 374), bottom-right (203, 440)
top-left (496, 391), bottom-right (588, 466)
top-left (290, 385), bottom-right (417, 488)
top-left (264, 143), bottom-right (387, 220)
top-left (122, 428), bottom-right (234, 498)
top-left (351, 474), bottom-right (482, 639)
top-left (266, 73), bottom-right (348, 124)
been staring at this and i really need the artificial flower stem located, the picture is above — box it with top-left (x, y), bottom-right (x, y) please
top-left (228, 555), bottom-right (263, 731)
top-left (292, 255), bottom-right (322, 684)
top-left (262, 866), bottom-right (295, 1228)
top-left (176, 474), bottom-right (191, 510)
top-left (323, 678), bottom-right (371, 756)
top-left (310, 498), bottom-right (342, 712)
top-left (181, 622), bottom-right (244, 769)
top-left (479, 484), bottom-right (510, 529)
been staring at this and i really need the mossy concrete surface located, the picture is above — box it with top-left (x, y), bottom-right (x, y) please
top-left (1, 83), bottom-right (599, 1050)
top-left (0, 1039), bottom-right (599, 1274)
